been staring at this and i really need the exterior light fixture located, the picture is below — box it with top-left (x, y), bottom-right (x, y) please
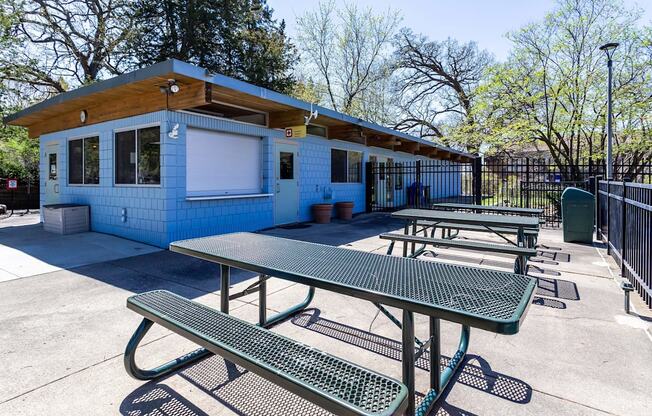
top-left (599, 42), bottom-right (619, 180)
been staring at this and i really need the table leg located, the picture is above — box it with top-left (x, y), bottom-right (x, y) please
top-left (220, 264), bottom-right (230, 314)
top-left (430, 317), bottom-right (441, 392)
top-left (259, 274), bottom-right (267, 325)
top-left (411, 220), bottom-right (417, 256)
top-left (402, 309), bottom-right (415, 415)
top-left (403, 221), bottom-right (409, 257)
top-left (517, 226), bottom-right (525, 247)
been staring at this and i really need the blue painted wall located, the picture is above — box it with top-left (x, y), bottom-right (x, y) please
top-left (40, 110), bottom-right (461, 248)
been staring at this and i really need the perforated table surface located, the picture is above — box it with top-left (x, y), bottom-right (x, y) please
top-left (170, 232), bottom-right (536, 334)
top-left (392, 209), bottom-right (540, 229)
top-left (432, 203), bottom-right (544, 216)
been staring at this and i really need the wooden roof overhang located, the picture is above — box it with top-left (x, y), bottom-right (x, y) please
top-left (4, 59), bottom-right (473, 162)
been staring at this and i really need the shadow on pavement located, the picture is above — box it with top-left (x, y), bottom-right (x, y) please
top-left (291, 309), bottom-right (532, 406)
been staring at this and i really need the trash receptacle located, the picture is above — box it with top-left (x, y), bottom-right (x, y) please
top-left (561, 187), bottom-right (594, 243)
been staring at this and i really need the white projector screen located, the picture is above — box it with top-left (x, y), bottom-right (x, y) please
top-left (186, 128), bottom-right (262, 196)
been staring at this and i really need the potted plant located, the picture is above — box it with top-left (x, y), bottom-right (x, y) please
top-left (312, 203), bottom-right (333, 224)
top-left (335, 201), bottom-right (354, 220)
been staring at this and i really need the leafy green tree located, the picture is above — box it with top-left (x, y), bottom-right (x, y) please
top-left (125, 0), bottom-right (296, 93)
top-left (477, 0), bottom-right (652, 179)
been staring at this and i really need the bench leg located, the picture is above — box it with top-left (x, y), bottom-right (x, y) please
top-left (416, 324), bottom-right (470, 416)
top-left (124, 318), bottom-right (212, 381)
top-left (387, 241), bottom-right (395, 255)
top-left (261, 286), bottom-right (315, 328)
top-left (514, 255), bottom-right (529, 275)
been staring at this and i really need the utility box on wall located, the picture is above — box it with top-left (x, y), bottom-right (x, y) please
top-left (43, 204), bottom-right (90, 235)
top-left (561, 188), bottom-right (594, 243)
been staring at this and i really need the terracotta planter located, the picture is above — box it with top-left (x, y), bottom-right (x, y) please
top-left (335, 201), bottom-right (354, 220)
top-left (312, 203), bottom-right (333, 224)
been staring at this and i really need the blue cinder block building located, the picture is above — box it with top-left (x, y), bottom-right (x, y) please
top-left (5, 60), bottom-right (471, 248)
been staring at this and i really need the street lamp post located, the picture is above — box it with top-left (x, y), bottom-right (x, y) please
top-left (599, 42), bottom-right (619, 180)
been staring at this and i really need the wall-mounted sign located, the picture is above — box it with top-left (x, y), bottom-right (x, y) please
top-left (284, 125), bottom-right (307, 139)
top-left (6, 178), bottom-right (18, 190)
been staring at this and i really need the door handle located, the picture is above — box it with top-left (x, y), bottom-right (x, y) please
top-left (276, 183), bottom-right (280, 193)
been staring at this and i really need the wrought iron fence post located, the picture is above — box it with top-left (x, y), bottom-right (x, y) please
top-left (364, 162), bottom-right (373, 213)
top-left (415, 160), bottom-right (422, 208)
top-left (621, 178), bottom-right (631, 276)
top-left (607, 180), bottom-right (611, 255)
top-left (472, 157), bottom-right (482, 206)
top-left (525, 158), bottom-right (530, 208)
top-left (595, 176), bottom-right (602, 241)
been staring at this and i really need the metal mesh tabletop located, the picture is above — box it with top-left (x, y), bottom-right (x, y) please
top-left (433, 203), bottom-right (544, 216)
top-left (392, 209), bottom-right (540, 229)
top-left (128, 290), bottom-right (407, 416)
top-left (170, 233), bottom-right (536, 334)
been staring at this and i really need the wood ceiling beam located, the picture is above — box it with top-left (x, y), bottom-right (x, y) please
top-left (395, 141), bottom-right (420, 154)
top-left (328, 125), bottom-right (367, 145)
top-left (268, 110), bottom-right (306, 128)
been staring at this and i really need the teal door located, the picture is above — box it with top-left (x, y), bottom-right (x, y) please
top-left (274, 142), bottom-right (299, 225)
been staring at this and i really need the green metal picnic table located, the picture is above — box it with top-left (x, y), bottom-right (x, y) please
top-left (392, 209), bottom-right (540, 256)
top-left (432, 203), bottom-right (544, 217)
top-left (170, 232), bottom-right (536, 415)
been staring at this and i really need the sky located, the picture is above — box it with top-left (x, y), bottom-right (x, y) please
top-left (268, 0), bottom-right (652, 61)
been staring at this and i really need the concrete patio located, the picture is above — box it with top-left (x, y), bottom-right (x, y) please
top-left (0, 213), bottom-right (650, 415)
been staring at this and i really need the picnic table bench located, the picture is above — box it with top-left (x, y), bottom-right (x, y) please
top-left (124, 232), bottom-right (536, 415)
top-left (379, 232), bottom-right (537, 274)
top-left (432, 203), bottom-right (544, 217)
top-left (392, 209), bottom-right (540, 256)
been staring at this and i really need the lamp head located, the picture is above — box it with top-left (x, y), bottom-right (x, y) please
top-left (599, 42), bottom-right (619, 59)
top-left (599, 42), bottom-right (619, 51)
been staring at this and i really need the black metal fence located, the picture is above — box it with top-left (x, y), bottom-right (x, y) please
top-left (365, 160), bottom-right (476, 212)
top-left (480, 158), bottom-right (651, 227)
top-left (0, 178), bottom-right (40, 211)
top-left (597, 180), bottom-right (652, 308)
top-left (365, 157), bottom-right (652, 227)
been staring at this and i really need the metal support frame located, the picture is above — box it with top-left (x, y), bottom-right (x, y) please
top-left (415, 324), bottom-right (470, 416)
top-left (124, 318), bottom-right (212, 380)
top-left (126, 266), bottom-right (315, 381)
top-left (402, 311), bottom-right (471, 416)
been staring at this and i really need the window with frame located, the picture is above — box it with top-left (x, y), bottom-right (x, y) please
top-left (115, 126), bottom-right (160, 185)
top-left (331, 149), bottom-right (362, 183)
top-left (68, 136), bottom-right (99, 185)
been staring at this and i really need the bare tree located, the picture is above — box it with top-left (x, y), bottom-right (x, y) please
top-left (1, 0), bottom-right (133, 99)
top-left (295, 0), bottom-right (400, 120)
top-left (393, 29), bottom-right (492, 151)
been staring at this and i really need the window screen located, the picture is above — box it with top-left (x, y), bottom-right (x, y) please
top-left (137, 127), bottom-right (160, 185)
top-left (186, 128), bottom-right (262, 196)
top-left (331, 149), bottom-right (347, 183)
top-left (83, 136), bottom-right (100, 184)
top-left (68, 139), bottom-right (83, 184)
top-left (115, 130), bottom-right (136, 184)
top-left (69, 136), bottom-right (99, 185)
top-left (331, 149), bottom-right (362, 183)
top-left (115, 127), bottom-right (160, 185)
